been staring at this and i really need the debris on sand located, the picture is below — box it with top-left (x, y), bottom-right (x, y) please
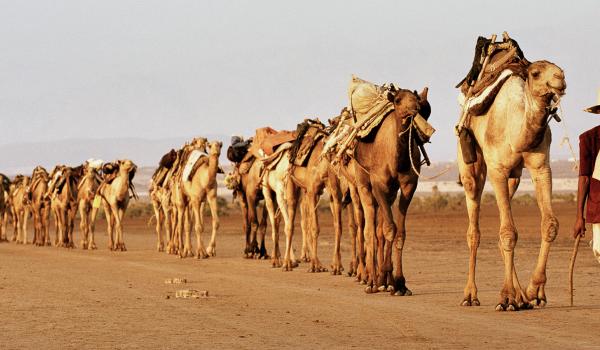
top-left (164, 278), bottom-right (187, 284)
top-left (175, 289), bottom-right (209, 299)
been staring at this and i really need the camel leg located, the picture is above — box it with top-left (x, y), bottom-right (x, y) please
top-left (346, 204), bottom-right (358, 277)
top-left (299, 196), bottom-right (310, 263)
top-left (349, 185), bottom-right (366, 283)
top-left (488, 169), bottom-right (519, 311)
top-left (328, 182), bottom-right (344, 275)
top-left (103, 203), bottom-right (114, 250)
top-left (114, 206), bottom-right (126, 251)
top-left (305, 190), bottom-right (326, 273)
top-left (66, 206), bottom-right (76, 248)
top-left (22, 207), bottom-right (29, 244)
top-left (192, 201), bottom-right (208, 259)
top-left (392, 174), bottom-right (418, 296)
top-left (88, 205), bottom-right (98, 250)
top-left (239, 193), bottom-right (251, 257)
top-left (163, 206), bottom-right (173, 254)
top-left (356, 175), bottom-right (377, 293)
top-left (246, 194), bottom-right (258, 258)
top-left (371, 182), bottom-right (396, 293)
top-left (181, 203), bottom-right (193, 258)
top-left (257, 201), bottom-right (269, 259)
top-left (206, 188), bottom-right (219, 257)
top-left (280, 184), bottom-right (299, 272)
top-left (152, 199), bottom-right (164, 252)
top-left (79, 202), bottom-right (89, 250)
top-left (263, 186), bottom-right (281, 267)
top-left (525, 162), bottom-right (558, 307)
top-left (32, 209), bottom-right (39, 246)
top-left (458, 144), bottom-right (486, 306)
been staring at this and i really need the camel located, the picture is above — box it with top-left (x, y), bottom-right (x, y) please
top-left (48, 165), bottom-right (81, 248)
top-left (458, 60), bottom-right (566, 311)
top-left (353, 87), bottom-right (430, 295)
top-left (150, 184), bottom-right (172, 252)
top-left (30, 166), bottom-right (51, 246)
top-left (77, 161), bottom-right (102, 250)
top-left (289, 132), bottom-right (350, 274)
top-left (262, 150), bottom-right (303, 270)
top-left (0, 174), bottom-right (10, 242)
top-left (11, 175), bottom-right (31, 244)
top-left (233, 156), bottom-right (269, 259)
top-left (98, 159), bottom-right (137, 251)
top-left (180, 140), bottom-right (222, 259)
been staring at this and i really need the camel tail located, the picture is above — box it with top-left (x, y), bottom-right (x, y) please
top-left (569, 235), bottom-right (581, 307)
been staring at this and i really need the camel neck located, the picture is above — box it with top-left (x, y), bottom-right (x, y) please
top-left (207, 154), bottom-right (219, 181)
top-left (514, 86), bottom-right (551, 151)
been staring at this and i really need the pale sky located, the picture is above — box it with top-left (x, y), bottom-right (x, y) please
top-left (1, 0), bottom-right (599, 161)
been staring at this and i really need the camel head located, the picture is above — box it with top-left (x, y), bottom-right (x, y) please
top-left (191, 137), bottom-right (208, 152)
top-left (527, 60), bottom-right (566, 101)
top-left (118, 159), bottom-right (137, 173)
top-left (387, 87), bottom-right (431, 120)
top-left (207, 141), bottom-right (223, 156)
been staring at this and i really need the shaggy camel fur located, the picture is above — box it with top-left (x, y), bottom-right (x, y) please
top-left (77, 163), bottom-right (101, 249)
top-left (11, 175), bottom-right (31, 244)
top-left (236, 158), bottom-right (269, 259)
top-left (458, 61), bottom-right (566, 311)
top-left (30, 166), bottom-right (51, 246)
top-left (353, 87), bottom-right (430, 295)
top-left (180, 141), bottom-right (222, 259)
top-left (98, 160), bottom-right (137, 251)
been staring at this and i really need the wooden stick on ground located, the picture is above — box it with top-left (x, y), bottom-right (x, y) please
top-left (569, 235), bottom-right (582, 307)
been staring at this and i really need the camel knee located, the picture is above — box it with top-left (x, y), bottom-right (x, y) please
top-left (460, 176), bottom-right (479, 199)
top-left (542, 216), bottom-right (559, 242)
top-left (395, 230), bottom-right (406, 250)
top-left (466, 228), bottom-right (480, 249)
top-left (499, 227), bottom-right (517, 251)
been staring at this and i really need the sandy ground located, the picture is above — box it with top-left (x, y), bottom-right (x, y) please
top-left (1, 202), bottom-right (599, 349)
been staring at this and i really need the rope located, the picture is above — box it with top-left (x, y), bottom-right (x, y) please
top-left (557, 102), bottom-right (579, 172)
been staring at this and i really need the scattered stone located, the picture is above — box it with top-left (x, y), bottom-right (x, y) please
top-left (165, 278), bottom-right (187, 284)
top-left (175, 289), bottom-right (209, 299)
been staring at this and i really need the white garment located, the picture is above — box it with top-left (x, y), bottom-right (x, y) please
top-left (592, 151), bottom-right (600, 181)
top-left (593, 224), bottom-right (600, 264)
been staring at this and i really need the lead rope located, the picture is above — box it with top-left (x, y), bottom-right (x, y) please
top-left (557, 102), bottom-right (579, 171)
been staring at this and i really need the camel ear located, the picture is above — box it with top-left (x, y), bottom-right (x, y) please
top-left (419, 87), bottom-right (429, 101)
top-left (387, 91), bottom-right (395, 103)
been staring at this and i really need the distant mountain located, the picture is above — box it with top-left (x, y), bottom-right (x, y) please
top-left (0, 135), bottom-right (228, 175)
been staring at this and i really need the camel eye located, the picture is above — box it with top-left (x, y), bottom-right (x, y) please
top-left (531, 70), bottom-right (541, 79)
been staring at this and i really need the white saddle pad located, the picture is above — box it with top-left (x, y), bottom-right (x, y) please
top-left (182, 150), bottom-right (206, 181)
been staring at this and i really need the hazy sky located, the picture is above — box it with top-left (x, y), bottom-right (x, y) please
top-left (1, 0), bottom-right (599, 160)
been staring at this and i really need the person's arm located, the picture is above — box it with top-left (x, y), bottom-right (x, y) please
top-left (573, 175), bottom-right (590, 238)
top-left (574, 132), bottom-right (593, 238)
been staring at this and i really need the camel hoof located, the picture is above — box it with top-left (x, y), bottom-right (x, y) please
top-left (364, 285), bottom-right (378, 294)
top-left (88, 243), bottom-right (97, 250)
top-left (495, 304), bottom-right (505, 312)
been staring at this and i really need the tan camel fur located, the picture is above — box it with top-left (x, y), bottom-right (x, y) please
top-left (0, 174), bottom-right (11, 242)
top-left (11, 175), bottom-right (31, 244)
top-left (77, 163), bottom-right (102, 250)
top-left (30, 166), bottom-right (51, 246)
top-left (458, 60), bottom-right (566, 311)
top-left (236, 157), bottom-right (269, 259)
top-left (353, 87), bottom-right (430, 295)
top-left (181, 140), bottom-right (222, 259)
top-left (48, 166), bottom-right (80, 248)
top-left (98, 160), bottom-right (137, 251)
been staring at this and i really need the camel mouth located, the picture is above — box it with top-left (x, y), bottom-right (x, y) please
top-left (547, 82), bottom-right (566, 97)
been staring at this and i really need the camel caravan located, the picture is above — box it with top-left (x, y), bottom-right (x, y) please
top-left (0, 32), bottom-right (573, 311)
top-left (0, 159), bottom-right (138, 250)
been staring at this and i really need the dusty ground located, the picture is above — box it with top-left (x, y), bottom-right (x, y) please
top-left (1, 202), bottom-right (599, 349)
